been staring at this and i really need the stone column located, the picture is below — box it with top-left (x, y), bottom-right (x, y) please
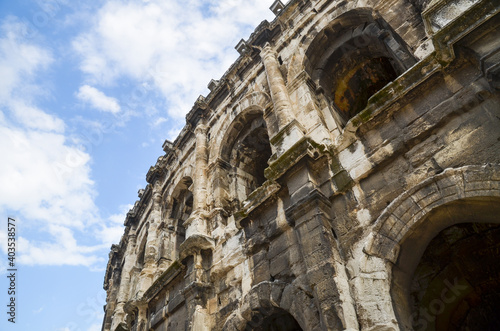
top-left (145, 190), bottom-right (162, 265)
top-left (193, 124), bottom-right (208, 215)
top-left (184, 123), bottom-right (209, 238)
top-left (157, 231), bottom-right (173, 272)
top-left (111, 234), bottom-right (137, 331)
top-left (260, 43), bottom-right (304, 155)
top-left (178, 122), bottom-right (214, 331)
top-left (260, 44), bottom-right (295, 128)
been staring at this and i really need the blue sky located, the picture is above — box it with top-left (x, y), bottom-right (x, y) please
top-left (0, 1), bottom-right (274, 330)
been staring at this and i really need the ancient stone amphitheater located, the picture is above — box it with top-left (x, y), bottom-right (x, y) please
top-left (101, 0), bottom-right (500, 330)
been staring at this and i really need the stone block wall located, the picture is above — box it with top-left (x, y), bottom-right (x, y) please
top-left (102, 0), bottom-right (500, 330)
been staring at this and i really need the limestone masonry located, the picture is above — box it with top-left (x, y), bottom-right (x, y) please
top-left (101, 0), bottom-right (500, 330)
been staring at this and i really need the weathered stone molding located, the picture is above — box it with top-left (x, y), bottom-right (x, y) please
top-left (423, 0), bottom-right (500, 64)
top-left (364, 164), bottom-right (500, 263)
top-left (179, 234), bottom-right (215, 261)
top-left (265, 136), bottom-right (325, 181)
top-left (234, 180), bottom-right (281, 227)
top-left (143, 260), bottom-right (184, 301)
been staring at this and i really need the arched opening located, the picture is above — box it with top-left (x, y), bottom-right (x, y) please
top-left (221, 109), bottom-right (272, 211)
top-left (245, 307), bottom-right (303, 331)
top-left (169, 177), bottom-right (193, 257)
top-left (410, 222), bottom-right (500, 331)
top-left (136, 227), bottom-right (148, 269)
top-left (305, 8), bottom-right (416, 126)
top-left (391, 197), bottom-right (500, 330)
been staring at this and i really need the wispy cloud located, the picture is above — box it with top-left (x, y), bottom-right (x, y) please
top-left (77, 85), bottom-right (121, 114)
top-left (0, 1), bottom-right (276, 270)
top-left (73, 0), bottom-right (274, 118)
top-left (94, 204), bottom-right (134, 249)
top-left (0, 17), bottom-right (112, 269)
top-left (33, 306), bottom-right (45, 314)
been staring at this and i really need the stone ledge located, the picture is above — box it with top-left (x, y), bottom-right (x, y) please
top-left (234, 180), bottom-right (281, 227)
top-left (285, 189), bottom-right (332, 227)
top-left (426, 0), bottom-right (500, 65)
top-left (179, 234), bottom-right (215, 260)
top-left (337, 55), bottom-right (442, 151)
top-left (265, 136), bottom-right (326, 181)
top-left (142, 260), bottom-right (184, 302)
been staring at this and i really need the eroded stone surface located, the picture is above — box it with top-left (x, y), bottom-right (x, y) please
top-left (101, 1), bottom-right (500, 330)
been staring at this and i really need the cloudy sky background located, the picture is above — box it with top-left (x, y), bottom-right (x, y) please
top-left (0, 0), bottom-right (275, 330)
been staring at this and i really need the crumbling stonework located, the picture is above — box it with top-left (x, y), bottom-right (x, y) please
top-left (101, 0), bottom-right (500, 330)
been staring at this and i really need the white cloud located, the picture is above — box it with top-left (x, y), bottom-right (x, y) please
top-left (0, 17), bottom-right (115, 269)
top-left (77, 85), bottom-right (121, 114)
top-left (0, 17), bottom-right (61, 133)
top-left (0, 18), bottom-right (53, 103)
top-left (18, 234), bottom-right (103, 268)
top-left (9, 101), bottom-right (65, 132)
top-left (94, 204), bottom-right (133, 249)
top-left (0, 0), bottom-right (277, 269)
top-left (153, 117), bottom-right (167, 127)
top-left (73, 0), bottom-right (274, 118)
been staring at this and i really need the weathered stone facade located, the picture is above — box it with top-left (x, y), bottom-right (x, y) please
top-left (101, 0), bottom-right (500, 330)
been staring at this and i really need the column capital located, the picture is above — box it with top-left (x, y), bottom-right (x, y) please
top-left (194, 123), bottom-right (209, 136)
top-left (127, 234), bottom-right (137, 245)
top-left (152, 191), bottom-right (162, 206)
top-left (260, 42), bottom-right (277, 60)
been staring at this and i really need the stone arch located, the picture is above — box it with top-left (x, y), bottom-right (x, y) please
top-left (235, 92), bottom-right (272, 117)
top-left (162, 164), bottom-right (193, 210)
top-left (222, 281), bottom-right (321, 331)
top-left (302, 7), bottom-right (416, 127)
top-left (134, 222), bottom-right (149, 266)
top-left (364, 164), bottom-right (500, 329)
top-left (166, 176), bottom-right (194, 260)
top-left (217, 102), bottom-right (273, 212)
top-left (289, 0), bottom-right (360, 71)
top-left (211, 91), bottom-right (272, 159)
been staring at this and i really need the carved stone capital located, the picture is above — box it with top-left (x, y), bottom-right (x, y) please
top-left (194, 123), bottom-right (209, 136)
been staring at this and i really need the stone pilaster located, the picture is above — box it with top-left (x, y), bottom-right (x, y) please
top-left (136, 302), bottom-right (148, 331)
top-left (260, 43), bottom-right (304, 156)
top-left (348, 253), bottom-right (400, 331)
top-left (183, 281), bottom-right (212, 331)
top-left (285, 159), bottom-right (358, 331)
top-left (179, 123), bottom-right (214, 262)
top-left (111, 234), bottom-right (137, 331)
top-left (179, 131), bottom-right (215, 331)
top-left (184, 123), bottom-right (209, 238)
top-left (261, 43), bottom-right (294, 128)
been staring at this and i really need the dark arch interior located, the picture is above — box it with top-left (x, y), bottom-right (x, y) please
top-left (228, 113), bottom-right (272, 204)
top-left (410, 222), bottom-right (500, 331)
top-left (322, 50), bottom-right (399, 123)
top-left (169, 177), bottom-right (193, 253)
top-left (305, 9), bottom-right (415, 126)
top-left (246, 308), bottom-right (303, 331)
